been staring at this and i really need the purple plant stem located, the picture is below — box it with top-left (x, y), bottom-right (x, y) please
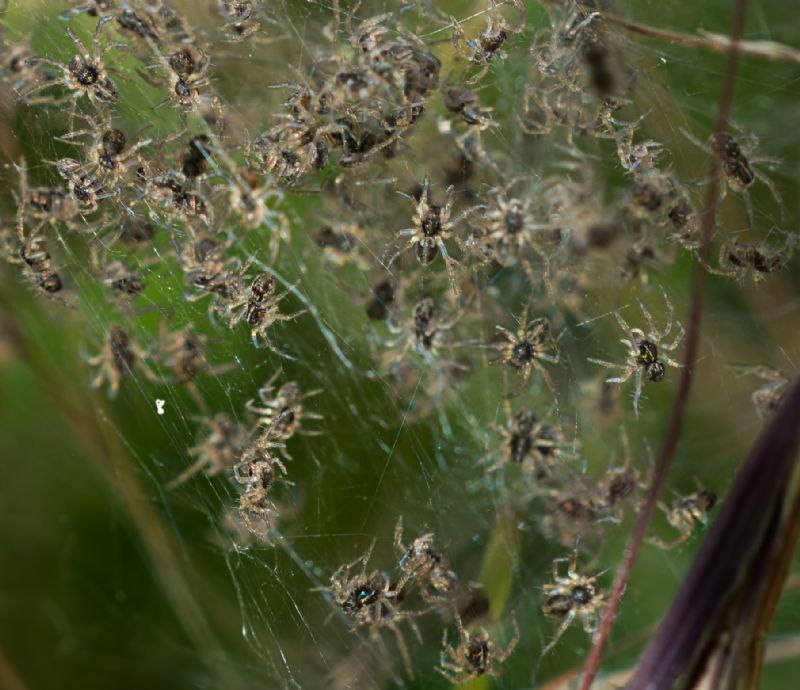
top-left (579, 1), bottom-right (749, 687)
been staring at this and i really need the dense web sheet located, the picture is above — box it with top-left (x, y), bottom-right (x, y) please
top-left (1, 1), bottom-right (800, 689)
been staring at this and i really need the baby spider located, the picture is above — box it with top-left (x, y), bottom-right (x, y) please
top-left (2, 165), bottom-right (65, 298)
top-left (493, 307), bottom-right (559, 396)
top-left (24, 17), bottom-right (119, 109)
top-left (479, 191), bottom-right (535, 258)
top-left (588, 290), bottom-right (684, 417)
top-left (86, 326), bottom-right (155, 397)
top-left (649, 486), bottom-right (717, 550)
top-left (731, 364), bottom-right (790, 417)
top-left (233, 441), bottom-right (290, 538)
top-left (156, 326), bottom-right (237, 410)
top-left (157, 327), bottom-right (230, 385)
top-left (56, 115), bottom-right (152, 193)
top-left (246, 371), bottom-right (323, 443)
top-left (708, 236), bottom-right (794, 282)
top-left (220, 264), bottom-right (306, 351)
top-left (394, 517), bottom-right (457, 601)
top-left (682, 126), bottom-right (785, 225)
top-left (166, 413), bottom-right (246, 489)
top-left (179, 234), bottom-right (240, 306)
top-left (325, 542), bottom-right (420, 676)
top-left (217, 0), bottom-right (261, 41)
top-left (541, 550), bottom-right (605, 655)
top-left (486, 402), bottom-right (566, 480)
top-left (1, 231), bottom-right (65, 298)
top-left (590, 431), bottom-right (642, 520)
top-left (437, 613), bottom-right (519, 684)
top-left (451, 0), bottom-right (526, 84)
top-left (540, 484), bottom-right (603, 548)
top-left (386, 178), bottom-right (480, 298)
top-left (365, 279), bottom-right (396, 321)
top-left (141, 44), bottom-right (211, 112)
top-left (60, 1), bottom-right (115, 19)
top-left (387, 296), bottom-right (462, 360)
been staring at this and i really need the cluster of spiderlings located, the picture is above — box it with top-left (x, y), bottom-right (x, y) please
top-left (322, 520), bottom-right (522, 680)
top-left (249, 13), bottom-right (441, 185)
top-left (0, 0), bottom-right (796, 685)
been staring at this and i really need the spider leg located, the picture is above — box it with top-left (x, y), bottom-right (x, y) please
top-left (753, 168), bottom-right (786, 222)
top-left (542, 608), bottom-right (576, 655)
top-left (587, 359), bottom-right (634, 378)
top-left (165, 454), bottom-right (212, 490)
top-left (537, 351), bottom-right (561, 365)
top-left (384, 235), bottom-right (415, 269)
top-left (498, 617), bottom-right (520, 660)
top-left (679, 127), bottom-right (709, 155)
top-left (637, 298), bottom-right (658, 339)
top-left (466, 62), bottom-right (490, 86)
top-left (647, 531), bottom-right (690, 550)
top-left (437, 238), bottom-right (462, 300)
top-left (581, 609), bottom-right (601, 637)
top-left (663, 321), bottom-right (685, 351)
top-left (390, 623), bottom-right (414, 678)
top-left (435, 666), bottom-right (463, 684)
top-left (631, 368), bottom-right (644, 418)
top-left (613, 310), bottom-right (632, 336)
top-left (742, 189), bottom-right (755, 230)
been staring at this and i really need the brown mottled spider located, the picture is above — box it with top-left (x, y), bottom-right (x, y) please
top-left (246, 371), bottom-right (322, 443)
top-left (24, 17), bottom-right (119, 109)
top-left (1, 163), bottom-right (65, 298)
top-left (56, 115), bottom-right (152, 193)
top-left (59, 1), bottom-right (115, 19)
top-left (218, 262), bottom-right (306, 350)
top-left (386, 178), bottom-right (481, 298)
top-left (166, 413), bottom-right (246, 489)
top-left (708, 235), bottom-right (794, 283)
top-left (667, 196), bottom-right (702, 250)
top-left (682, 126), bottom-right (785, 225)
top-left (179, 234), bottom-right (239, 306)
top-left (732, 364), bottom-right (790, 417)
top-left (217, 0), bottom-right (261, 41)
top-left (366, 279), bottom-right (396, 321)
top-left (541, 550), bottom-right (605, 654)
top-left (451, 0), bottom-right (527, 84)
top-left (234, 441), bottom-right (290, 538)
top-left (493, 307), bottom-right (559, 396)
top-left (386, 296), bottom-right (462, 360)
top-left (394, 517), bottom-right (457, 601)
top-left (486, 401), bottom-right (566, 479)
top-left (470, 182), bottom-right (555, 281)
top-left (588, 290), bottom-right (684, 417)
top-left (324, 542), bottom-right (421, 675)
top-left (154, 325), bottom-right (236, 410)
top-left (590, 431), bottom-right (641, 520)
top-left (143, 44), bottom-right (211, 112)
top-left (649, 486), bottom-right (717, 550)
top-left (1, 230), bottom-right (64, 298)
top-left (436, 613), bottom-right (519, 684)
top-left (86, 326), bottom-right (155, 397)
top-left (540, 482), bottom-right (603, 548)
